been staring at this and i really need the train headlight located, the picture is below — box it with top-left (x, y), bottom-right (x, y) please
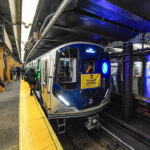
top-left (58, 95), bottom-right (70, 106)
top-left (102, 62), bottom-right (109, 74)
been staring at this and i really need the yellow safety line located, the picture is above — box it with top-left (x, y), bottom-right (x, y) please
top-left (19, 80), bottom-right (63, 150)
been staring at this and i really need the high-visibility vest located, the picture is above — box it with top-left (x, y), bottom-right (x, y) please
top-left (86, 65), bottom-right (93, 73)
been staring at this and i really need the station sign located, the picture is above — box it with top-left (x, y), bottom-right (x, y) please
top-left (1, 27), bottom-right (12, 53)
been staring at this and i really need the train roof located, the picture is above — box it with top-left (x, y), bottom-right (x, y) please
top-left (29, 41), bottom-right (105, 62)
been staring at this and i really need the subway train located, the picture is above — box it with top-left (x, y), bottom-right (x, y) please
top-left (27, 42), bottom-right (111, 129)
top-left (111, 55), bottom-right (150, 118)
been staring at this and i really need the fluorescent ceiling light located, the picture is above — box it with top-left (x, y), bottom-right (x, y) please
top-left (112, 48), bottom-right (123, 52)
top-left (133, 44), bottom-right (142, 50)
top-left (21, 0), bottom-right (39, 62)
top-left (8, 0), bottom-right (21, 60)
top-left (133, 43), bottom-right (150, 50)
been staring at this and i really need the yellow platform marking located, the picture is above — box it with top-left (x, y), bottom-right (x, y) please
top-left (19, 80), bottom-right (63, 150)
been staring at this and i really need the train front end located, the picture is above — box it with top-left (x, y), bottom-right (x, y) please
top-left (50, 43), bottom-right (111, 119)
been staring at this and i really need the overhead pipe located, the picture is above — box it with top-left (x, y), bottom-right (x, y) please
top-left (39, 13), bottom-right (54, 34)
top-left (26, 0), bottom-right (72, 62)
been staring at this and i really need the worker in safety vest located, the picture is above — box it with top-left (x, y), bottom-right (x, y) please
top-left (85, 64), bottom-right (93, 73)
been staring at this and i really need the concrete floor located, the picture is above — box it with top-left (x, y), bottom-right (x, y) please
top-left (0, 80), bottom-right (20, 150)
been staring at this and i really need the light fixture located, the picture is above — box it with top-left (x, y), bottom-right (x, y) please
top-left (21, 0), bottom-right (39, 62)
top-left (102, 62), bottom-right (109, 74)
top-left (86, 48), bottom-right (96, 53)
top-left (58, 95), bottom-right (70, 106)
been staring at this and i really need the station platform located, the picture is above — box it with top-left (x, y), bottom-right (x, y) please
top-left (19, 80), bottom-right (63, 150)
top-left (0, 80), bottom-right (20, 150)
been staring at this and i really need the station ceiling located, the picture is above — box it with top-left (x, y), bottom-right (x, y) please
top-left (0, 0), bottom-right (21, 62)
top-left (6, 0), bottom-right (150, 62)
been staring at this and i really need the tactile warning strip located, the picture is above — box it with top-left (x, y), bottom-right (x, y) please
top-left (19, 80), bottom-right (63, 150)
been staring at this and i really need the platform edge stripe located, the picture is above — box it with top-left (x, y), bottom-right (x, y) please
top-left (34, 94), bottom-right (63, 150)
top-left (19, 79), bottom-right (63, 150)
top-left (19, 80), bottom-right (22, 150)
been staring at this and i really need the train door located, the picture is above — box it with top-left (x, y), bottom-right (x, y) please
top-left (37, 59), bottom-right (41, 91)
top-left (42, 55), bottom-right (53, 114)
top-left (47, 57), bottom-right (54, 114)
top-left (42, 58), bottom-right (49, 112)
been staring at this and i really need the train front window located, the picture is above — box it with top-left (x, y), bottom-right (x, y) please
top-left (58, 58), bottom-right (76, 82)
top-left (83, 60), bottom-right (96, 73)
top-left (56, 48), bottom-right (78, 89)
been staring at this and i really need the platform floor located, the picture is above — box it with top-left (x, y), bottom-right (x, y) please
top-left (0, 80), bottom-right (20, 150)
top-left (19, 80), bottom-right (63, 150)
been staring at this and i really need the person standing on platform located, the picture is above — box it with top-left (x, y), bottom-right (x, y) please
top-left (26, 67), bottom-right (37, 96)
top-left (21, 66), bottom-right (25, 80)
top-left (85, 63), bottom-right (93, 73)
top-left (11, 65), bottom-right (16, 80)
top-left (10, 66), bottom-right (13, 80)
top-left (0, 76), bottom-right (5, 88)
top-left (16, 66), bottom-right (21, 80)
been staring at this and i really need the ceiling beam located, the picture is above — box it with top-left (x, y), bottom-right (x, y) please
top-left (75, 8), bottom-right (140, 33)
top-left (53, 24), bottom-right (118, 41)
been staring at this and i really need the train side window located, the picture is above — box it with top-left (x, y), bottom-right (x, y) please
top-left (55, 47), bottom-right (78, 89)
top-left (133, 62), bottom-right (142, 77)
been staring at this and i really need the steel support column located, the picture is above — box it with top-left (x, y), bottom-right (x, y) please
top-left (122, 43), bottom-right (133, 121)
top-left (6, 54), bottom-right (11, 82)
top-left (0, 47), bottom-right (4, 92)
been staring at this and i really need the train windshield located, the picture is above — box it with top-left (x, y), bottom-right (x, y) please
top-left (83, 60), bottom-right (96, 73)
top-left (55, 48), bottom-right (78, 89)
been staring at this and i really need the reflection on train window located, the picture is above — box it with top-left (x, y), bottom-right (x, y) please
top-left (58, 58), bottom-right (76, 82)
top-left (83, 60), bottom-right (95, 73)
top-left (43, 60), bottom-right (48, 86)
top-left (111, 63), bottom-right (118, 76)
top-left (56, 48), bottom-right (78, 89)
top-left (133, 62), bottom-right (142, 77)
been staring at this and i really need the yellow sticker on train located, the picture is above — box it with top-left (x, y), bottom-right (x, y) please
top-left (81, 74), bottom-right (101, 89)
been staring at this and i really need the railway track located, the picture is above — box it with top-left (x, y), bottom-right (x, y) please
top-left (50, 118), bottom-right (137, 150)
